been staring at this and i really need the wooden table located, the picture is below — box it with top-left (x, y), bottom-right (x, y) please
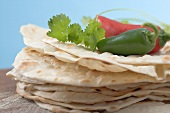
top-left (0, 69), bottom-right (51, 113)
top-left (0, 69), bottom-right (17, 93)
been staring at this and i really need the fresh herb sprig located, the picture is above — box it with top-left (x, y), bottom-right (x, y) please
top-left (47, 14), bottom-right (105, 51)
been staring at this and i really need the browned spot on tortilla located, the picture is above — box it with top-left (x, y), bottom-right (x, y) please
top-left (111, 80), bottom-right (116, 82)
top-left (81, 79), bottom-right (90, 83)
top-left (30, 50), bottom-right (37, 52)
top-left (55, 78), bottom-right (58, 81)
top-left (37, 70), bottom-right (42, 73)
top-left (67, 44), bottom-right (74, 48)
top-left (24, 47), bottom-right (30, 51)
top-left (25, 48), bottom-right (37, 56)
top-left (18, 62), bottom-right (37, 70)
top-left (163, 56), bottom-right (170, 62)
top-left (31, 28), bottom-right (35, 33)
top-left (57, 50), bottom-right (65, 53)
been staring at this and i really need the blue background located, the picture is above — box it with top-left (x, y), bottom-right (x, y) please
top-left (1, 0), bottom-right (170, 69)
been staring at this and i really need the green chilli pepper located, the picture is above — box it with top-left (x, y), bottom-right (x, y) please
top-left (97, 22), bottom-right (159, 55)
top-left (158, 29), bottom-right (170, 47)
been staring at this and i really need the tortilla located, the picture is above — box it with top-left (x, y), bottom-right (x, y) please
top-left (6, 68), bottom-right (44, 84)
top-left (17, 81), bottom-right (170, 113)
top-left (114, 102), bottom-right (170, 113)
top-left (7, 47), bottom-right (170, 87)
top-left (17, 81), bottom-right (170, 104)
top-left (20, 24), bottom-right (170, 80)
top-left (16, 82), bottom-right (147, 112)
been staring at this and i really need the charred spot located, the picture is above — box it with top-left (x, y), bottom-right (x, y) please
top-left (133, 87), bottom-right (142, 91)
top-left (95, 89), bottom-right (101, 92)
top-left (30, 50), bottom-right (36, 52)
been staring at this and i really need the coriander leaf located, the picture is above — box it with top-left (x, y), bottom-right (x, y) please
top-left (93, 27), bottom-right (105, 42)
top-left (68, 23), bottom-right (83, 44)
top-left (47, 14), bottom-right (71, 42)
top-left (83, 21), bottom-right (105, 51)
top-left (84, 21), bottom-right (101, 35)
top-left (84, 34), bottom-right (97, 51)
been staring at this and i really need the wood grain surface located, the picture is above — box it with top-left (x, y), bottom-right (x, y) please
top-left (0, 69), bottom-right (17, 93)
top-left (0, 69), bottom-right (51, 113)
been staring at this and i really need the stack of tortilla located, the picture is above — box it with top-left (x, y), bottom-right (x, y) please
top-left (6, 24), bottom-right (170, 113)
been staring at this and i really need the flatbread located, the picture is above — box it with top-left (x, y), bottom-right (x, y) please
top-left (16, 82), bottom-right (148, 112)
top-left (7, 47), bottom-right (170, 87)
top-left (17, 82), bottom-right (170, 104)
top-left (107, 82), bottom-right (170, 91)
top-left (34, 101), bottom-right (96, 113)
top-left (6, 68), bottom-right (44, 84)
top-left (20, 24), bottom-right (170, 80)
top-left (35, 101), bottom-right (170, 113)
top-left (17, 82), bottom-right (170, 113)
top-left (114, 102), bottom-right (170, 113)
top-left (18, 82), bottom-right (136, 97)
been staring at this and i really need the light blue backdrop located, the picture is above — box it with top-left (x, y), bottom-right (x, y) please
top-left (0, 0), bottom-right (170, 69)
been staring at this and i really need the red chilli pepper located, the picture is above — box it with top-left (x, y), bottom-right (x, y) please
top-left (97, 15), bottom-right (166, 54)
